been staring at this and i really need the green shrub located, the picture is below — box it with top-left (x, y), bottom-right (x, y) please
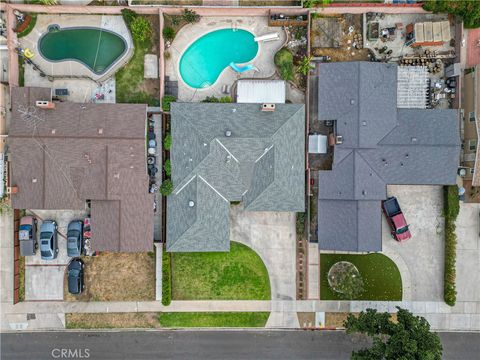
top-left (17, 14), bottom-right (37, 38)
top-left (162, 95), bottom-right (176, 112)
top-left (296, 212), bottom-right (305, 237)
top-left (160, 179), bottom-right (173, 196)
top-left (162, 250), bottom-right (172, 306)
top-left (164, 159), bottom-right (171, 177)
top-left (121, 8), bottom-right (137, 27)
top-left (444, 185), bottom-right (460, 220)
top-left (130, 16), bottom-right (152, 43)
top-left (182, 9), bottom-right (200, 24)
top-left (274, 48), bottom-right (294, 81)
top-left (443, 185), bottom-right (459, 306)
top-left (163, 133), bottom-right (172, 150)
top-left (163, 27), bottom-right (175, 42)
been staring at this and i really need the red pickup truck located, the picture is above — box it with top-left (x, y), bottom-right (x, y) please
top-left (382, 197), bottom-right (411, 242)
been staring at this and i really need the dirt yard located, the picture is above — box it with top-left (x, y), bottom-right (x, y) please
top-left (64, 252), bottom-right (156, 302)
top-left (66, 313), bottom-right (160, 329)
top-left (311, 14), bottom-right (372, 62)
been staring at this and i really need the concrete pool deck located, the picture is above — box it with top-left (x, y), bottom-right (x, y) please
top-left (166, 16), bottom-right (286, 102)
top-left (18, 14), bottom-right (133, 82)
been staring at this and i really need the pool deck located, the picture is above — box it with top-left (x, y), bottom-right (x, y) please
top-left (166, 16), bottom-right (286, 102)
top-left (18, 14), bottom-right (133, 83)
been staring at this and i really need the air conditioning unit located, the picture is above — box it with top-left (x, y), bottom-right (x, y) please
top-left (261, 103), bottom-right (275, 112)
top-left (35, 100), bottom-right (55, 109)
top-left (336, 135), bottom-right (343, 144)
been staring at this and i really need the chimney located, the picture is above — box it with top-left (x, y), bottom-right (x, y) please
top-left (35, 100), bottom-right (55, 110)
top-left (261, 103), bottom-right (275, 112)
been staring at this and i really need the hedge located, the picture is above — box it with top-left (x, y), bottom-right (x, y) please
top-left (443, 185), bottom-right (459, 306)
top-left (162, 249), bottom-right (172, 306)
top-left (162, 95), bottom-right (176, 112)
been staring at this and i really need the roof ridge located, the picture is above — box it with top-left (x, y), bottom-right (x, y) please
top-left (271, 105), bottom-right (304, 138)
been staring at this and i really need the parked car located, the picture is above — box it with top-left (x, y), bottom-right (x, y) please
top-left (39, 220), bottom-right (58, 260)
top-left (19, 216), bottom-right (37, 256)
top-left (381, 197), bottom-right (411, 242)
top-left (67, 220), bottom-right (83, 257)
top-left (67, 258), bottom-right (85, 295)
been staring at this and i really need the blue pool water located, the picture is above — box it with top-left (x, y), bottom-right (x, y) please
top-left (179, 29), bottom-right (258, 89)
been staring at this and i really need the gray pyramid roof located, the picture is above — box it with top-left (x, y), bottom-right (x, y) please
top-left (316, 62), bottom-right (460, 252)
top-left (167, 103), bottom-right (305, 252)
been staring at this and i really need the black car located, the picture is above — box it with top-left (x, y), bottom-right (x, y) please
top-left (67, 258), bottom-right (85, 295)
top-left (67, 220), bottom-right (83, 257)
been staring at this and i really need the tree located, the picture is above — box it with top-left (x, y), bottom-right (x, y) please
top-left (423, 0), bottom-right (480, 29)
top-left (298, 55), bottom-right (314, 76)
top-left (121, 8), bottom-right (137, 27)
top-left (274, 48), bottom-right (294, 81)
top-left (163, 27), bottom-right (175, 42)
top-left (182, 9), bottom-right (200, 24)
top-left (160, 179), bottom-right (173, 196)
top-left (344, 307), bottom-right (443, 360)
top-left (130, 16), bottom-right (152, 43)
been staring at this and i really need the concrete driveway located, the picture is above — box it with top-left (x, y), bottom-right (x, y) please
top-left (24, 209), bottom-right (86, 301)
top-left (382, 185), bottom-right (444, 301)
top-left (230, 205), bottom-right (298, 328)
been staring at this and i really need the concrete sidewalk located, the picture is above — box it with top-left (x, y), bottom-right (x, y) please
top-left (2, 299), bottom-right (479, 331)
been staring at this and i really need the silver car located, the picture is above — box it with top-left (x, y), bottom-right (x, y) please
top-left (40, 220), bottom-right (58, 260)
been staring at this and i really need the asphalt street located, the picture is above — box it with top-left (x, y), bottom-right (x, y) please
top-left (1, 330), bottom-right (479, 360)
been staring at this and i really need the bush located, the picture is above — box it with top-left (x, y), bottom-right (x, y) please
top-left (130, 16), bottom-right (152, 43)
top-left (443, 185), bottom-right (459, 306)
top-left (296, 212), bottom-right (305, 237)
top-left (164, 159), bottom-right (171, 177)
top-left (121, 8), bottom-right (137, 27)
top-left (201, 96), bottom-right (232, 103)
top-left (444, 185), bottom-right (460, 220)
top-left (17, 14), bottom-right (37, 38)
top-left (163, 27), bottom-right (175, 42)
top-left (182, 9), bottom-right (200, 24)
top-left (274, 48), bottom-right (294, 81)
top-left (162, 250), bottom-right (172, 306)
top-left (160, 179), bottom-right (173, 196)
top-left (162, 95), bottom-right (176, 112)
top-left (164, 133), bottom-right (172, 150)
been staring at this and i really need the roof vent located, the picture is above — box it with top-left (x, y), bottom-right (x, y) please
top-left (114, 173), bottom-right (120, 179)
top-left (98, 128), bottom-right (103, 134)
top-left (362, 121), bottom-right (367, 126)
top-left (232, 108), bottom-right (237, 113)
top-left (362, 190), bottom-right (366, 195)
top-left (335, 135), bottom-right (343, 144)
top-left (411, 137), bottom-right (418, 143)
top-left (405, 153), bottom-right (409, 158)
top-left (350, 99), bottom-right (356, 105)
top-left (188, 201), bottom-right (195, 207)
top-left (51, 129), bottom-right (56, 134)
top-left (32, 178), bottom-right (37, 183)
top-left (203, 143), bottom-right (207, 147)
top-left (36, 100), bottom-right (55, 109)
top-left (261, 103), bottom-right (275, 112)
top-left (225, 130), bottom-right (232, 137)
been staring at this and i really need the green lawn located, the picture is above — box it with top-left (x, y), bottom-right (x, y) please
top-left (159, 312), bottom-right (269, 328)
top-left (320, 254), bottom-right (402, 301)
top-left (172, 242), bottom-right (271, 300)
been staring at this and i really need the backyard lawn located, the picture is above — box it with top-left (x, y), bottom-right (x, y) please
top-left (171, 242), bottom-right (271, 300)
top-left (159, 312), bottom-right (270, 328)
top-left (64, 252), bottom-right (156, 302)
top-left (320, 253), bottom-right (402, 301)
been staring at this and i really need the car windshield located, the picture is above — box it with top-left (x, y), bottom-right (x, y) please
top-left (40, 231), bottom-right (53, 240)
top-left (41, 250), bottom-right (51, 257)
top-left (397, 226), bottom-right (409, 234)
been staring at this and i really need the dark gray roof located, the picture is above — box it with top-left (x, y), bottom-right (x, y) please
top-left (316, 62), bottom-right (460, 252)
top-left (167, 103), bottom-right (305, 252)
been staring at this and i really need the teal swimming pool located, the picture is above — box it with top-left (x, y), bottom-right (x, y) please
top-left (38, 26), bottom-right (127, 75)
top-left (179, 29), bottom-right (258, 89)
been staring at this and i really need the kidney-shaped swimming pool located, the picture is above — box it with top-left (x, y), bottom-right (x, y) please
top-left (38, 25), bottom-right (127, 75)
top-left (179, 29), bottom-right (258, 89)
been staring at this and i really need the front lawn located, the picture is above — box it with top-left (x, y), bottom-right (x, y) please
top-left (64, 252), bottom-right (155, 301)
top-left (159, 312), bottom-right (269, 328)
top-left (320, 253), bottom-right (402, 301)
top-left (66, 313), bottom-right (160, 329)
top-left (172, 242), bottom-right (271, 300)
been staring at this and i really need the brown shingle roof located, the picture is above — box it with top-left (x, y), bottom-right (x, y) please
top-left (9, 87), bottom-right (154, 252)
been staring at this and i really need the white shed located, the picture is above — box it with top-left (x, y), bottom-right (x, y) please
top-left (236, 80), bottom-right (286, 104)
top-left (308, 135), bottom-right (328, 154)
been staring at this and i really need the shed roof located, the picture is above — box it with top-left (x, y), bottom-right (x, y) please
top-left (9, 87), bottom-right (154, 252)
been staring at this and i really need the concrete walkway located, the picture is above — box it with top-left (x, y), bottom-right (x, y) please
top-left (2, 299), bottom-right (479, 331)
